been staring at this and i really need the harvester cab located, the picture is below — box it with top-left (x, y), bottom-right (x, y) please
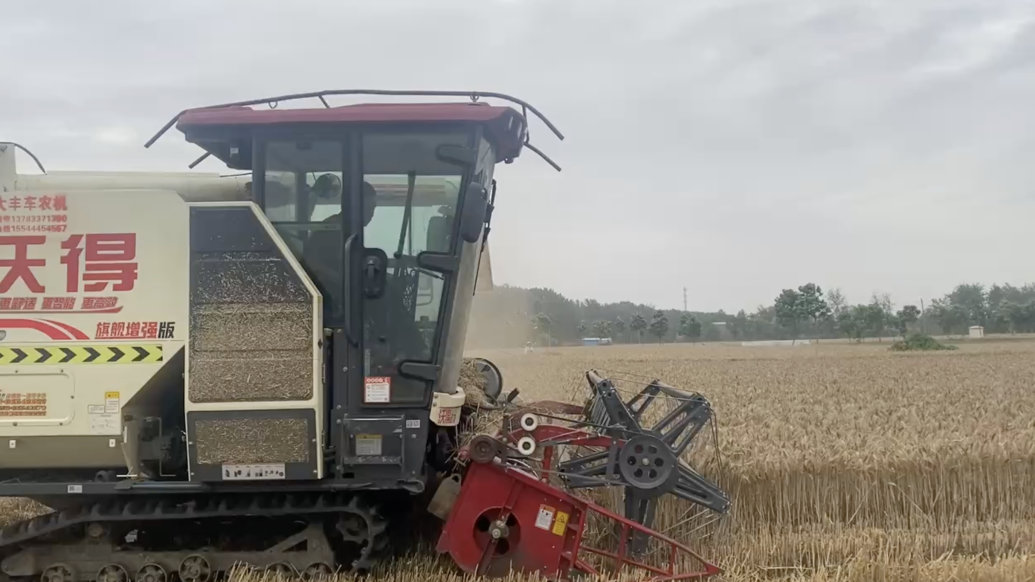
top-left (0, 91), bottom-right (729, 582)
top-left (159, 92), bottom-right (544, 490)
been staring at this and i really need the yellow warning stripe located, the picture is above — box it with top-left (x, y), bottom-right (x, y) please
top-left (0, 345), bottom-right (163, 365)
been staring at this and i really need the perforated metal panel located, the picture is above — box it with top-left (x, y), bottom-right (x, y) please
top-left (194, 417), bottom-right (310, 465)
top-left (187, 409), bottom-right (318, 480)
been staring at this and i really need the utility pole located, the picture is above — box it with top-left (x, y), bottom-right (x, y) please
top-left (920, 298), bottom-right (926, 334)
top-left (683, 287), bottom-right (688, 312)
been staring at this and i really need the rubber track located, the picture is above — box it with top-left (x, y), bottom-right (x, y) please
top-left (0, 493), bottom-right (387, 567)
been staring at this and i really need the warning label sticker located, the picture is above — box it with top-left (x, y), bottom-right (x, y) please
top-left (104, 391), bottom-right (120, 413)
top-left (552, 511), bottom-right (570, 536)
top-left (364, 377), bottom-right (391, 404)
top-left (535, 504), bottom-right (555, 531)
top-left (356, 434), bottom-right (383, 456)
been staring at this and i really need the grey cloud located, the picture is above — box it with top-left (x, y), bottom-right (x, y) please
top-left (2, 0), bottom-right (1033, 311)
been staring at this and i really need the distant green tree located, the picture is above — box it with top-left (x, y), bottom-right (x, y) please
top-left (827, 287), bottom-right (848, 319)
top-left (864, 301), bottom-right (889, 341)
top-left (613, 317), bottom-right (626, 342)
top-left (837, 307), bottom-right (863, 342)
top-left (894, 305), bottom-right (920, 337)
top-left (774, 288), bottom-right (804, 340)
top-left (796, 283), bottom-right (831, 339)
top-left (649, 311), bottom-right (669, 342)
top-left (679, 313), bottom-right (703, 342)
top-left (577, 320), bottom-right (588, 337)
top-left (630, 314), bottom-right (647, 344)
top-left (929, 299), bottom-right (966, 335)
top-left (947, 283), bottom-right (988, 327)
top-left (1003, 301), bottom-right (1035, 334)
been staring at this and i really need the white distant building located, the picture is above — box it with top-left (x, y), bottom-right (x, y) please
top-left (969, 326), bottom-right (985, 339)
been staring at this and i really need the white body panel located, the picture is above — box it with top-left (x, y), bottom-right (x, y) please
top-left (0, 189), bottom-right (188, 437)
top-left (15, 172), bottom-right (251, 203)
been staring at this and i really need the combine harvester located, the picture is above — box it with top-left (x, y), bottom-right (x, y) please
top-left (0, 90), bottom-right (729, 581)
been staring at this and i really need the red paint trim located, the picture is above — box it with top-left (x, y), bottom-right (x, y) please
top-left (0, 307), bottom-right (123, 315)
top-left (178, 102), bottom-right (513, 126)
top-left (39, 319), bottom-right (89, 340)
top-left (0, 319), bottom-right (72, 340)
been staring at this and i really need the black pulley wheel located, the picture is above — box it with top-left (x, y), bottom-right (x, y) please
top-left (618, 435), bottom-right (677, 495)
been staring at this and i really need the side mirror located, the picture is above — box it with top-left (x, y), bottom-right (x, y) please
top-left (459, 183), bottom-right (488, 244)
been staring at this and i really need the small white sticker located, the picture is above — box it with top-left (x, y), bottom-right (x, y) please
top-left (535, 505), bottom-right (555, 531)
top-left (223, 463), bottom-right (286, 480)
top-left (89, 414), bottom-right (120, 435)
top-left (364, 377), bottom-right (391, 404)
top-left (355, 435), bottom-right (382, 456)
top-left (67, 485), bottom-right (83, 494)
top-left (406, 419), bottom-right (420, 429)
top-left (87, 405), bottom-right (105, 415)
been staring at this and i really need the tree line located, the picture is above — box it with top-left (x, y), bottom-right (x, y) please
top-left (465, 281), bottom-right (1035, 348)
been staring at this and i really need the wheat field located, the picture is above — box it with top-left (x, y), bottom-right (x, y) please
top-left (463, 338), bottom-right (1035, 581)
top-left (2, 338), bottom-right (1034, 581)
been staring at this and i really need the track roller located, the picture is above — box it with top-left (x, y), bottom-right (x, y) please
top-left (134, 564), bottom-right (166, 582)
top-left (301, 563), bottom-right (333, 580)
top-left (96, 564), bottom-right (129, 582)
top-left (264, 563), bottom-right (295, 577)
top-left (177, 555), bottom-right (211, 582)
top-left (41, 563), bottom-right (76, 582)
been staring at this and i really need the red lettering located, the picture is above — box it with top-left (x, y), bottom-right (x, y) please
top-left (54, 195), bottom-right (67, 212)
top-left (0, 197), bottom-right (6, 212)
top-left (60, 235), bottom-right (82, 292)
top-left (127, 321), bottom-right (141, 338)
top-left (7, 197), bottom-right (21, 211)
top-left (24, 196), bottom-right (37, 211)
top-left (96, 322), bottom-right (111, 339)
top-left (142, 321), bottom-right (158, 339)
top-left (0, 297), bottom-right (37, 311)
top-left (0, 236), bottom-right (46, 293)
top-left (12, 297), bottom-right (36, 310)
top-left (39, 196), bottom-right (52, 211)
top-left (62, 233), bottom-right (137, 293)
top-left (111, 322), bottom-right (126, 338)
top-left (42, 297), bottom-right (75, 310)
top-left (82, 297), bottom-right (118, 310)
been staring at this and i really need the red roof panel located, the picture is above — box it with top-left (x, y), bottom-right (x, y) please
top-left (177, 102), bottom-right (514, 126)
top-left (176, 102), bottom-right (526, 161)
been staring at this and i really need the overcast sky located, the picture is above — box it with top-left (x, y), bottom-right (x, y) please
top-left (3, 0), bottom-right (1033, 312)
